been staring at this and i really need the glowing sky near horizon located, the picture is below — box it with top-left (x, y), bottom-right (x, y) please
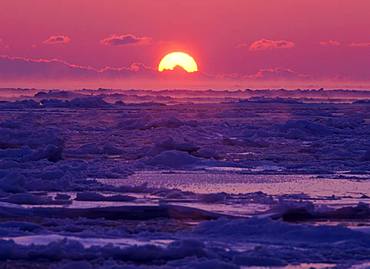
top-left (0, 0), bottom-right (369, 88)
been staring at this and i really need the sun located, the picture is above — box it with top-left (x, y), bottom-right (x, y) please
top-left (158, 52), bottom-right (198, 73)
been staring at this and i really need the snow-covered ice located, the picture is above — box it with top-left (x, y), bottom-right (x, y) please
top-left (0, 88), bottom-right (369, 268)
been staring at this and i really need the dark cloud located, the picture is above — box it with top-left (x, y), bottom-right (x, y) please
top-left (101, 34), bottom-right (151, 46)
top-left (249, 39), bottom-right (295, 51)
top-left (43, 35), bottom-right (71, 45)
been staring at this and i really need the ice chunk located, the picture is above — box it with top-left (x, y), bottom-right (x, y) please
top-left (68, 96), bottom-right (110, 108)
top-left (145, 150), bottom-right (203, 168)
top-left (195, 217), bottom-right (370, 245)
top-left (1, 193), bottom-right (70, 205)
top-left (150, 137), bottom-right (199, 155)
top-left (0, 221), bottom-right (42, 232)
top-left (277, 120), bottom-right (333, 138)
top-left (55, 261), bottom-right (92, 269)
top-left (0, 173), bottom-right (25, 193)
top-left (55, 194), bottom-right (71, 200)
top-left (75, 192), bottom-right (136, 202)
top-left (0, 204), bottom-right (223, 220)
top-left (233, 254), bottom-right (285, 266)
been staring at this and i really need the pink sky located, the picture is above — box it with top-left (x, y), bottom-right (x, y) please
top-left (0, 0), bottom-right (370, 89)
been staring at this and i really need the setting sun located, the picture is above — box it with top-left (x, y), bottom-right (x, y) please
top-left (158, 52), bottom-right (198, 73)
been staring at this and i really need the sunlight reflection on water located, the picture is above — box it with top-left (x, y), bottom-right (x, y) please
top-left (101, 171), bottom-right (370, 203)
top-left (4, 234), bottom-right (173, 248)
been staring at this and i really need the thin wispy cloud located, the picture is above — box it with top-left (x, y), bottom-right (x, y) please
top-left (43, 35), bottom-right (71, 45)
top-left (247, 67), bottom-right (309, 80)
top-left (320, 40), bottom-right (341, 46)
top-left (101, 34), bottom-right (151, 46)
top-left (248, 39), bottom-right (295, 51)
top-left (349, 42), bottom-right (370, 48)
top-left (0, 38), bottom-right (9, 49)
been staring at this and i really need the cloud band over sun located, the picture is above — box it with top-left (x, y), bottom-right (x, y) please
top-left (0, 55), bottom-right (155, 80)
top-left (2, 54), bottom-right (369, 90)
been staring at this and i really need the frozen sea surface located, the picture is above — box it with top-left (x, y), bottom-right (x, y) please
top-left (0, 89), bottom-right (370, 268)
